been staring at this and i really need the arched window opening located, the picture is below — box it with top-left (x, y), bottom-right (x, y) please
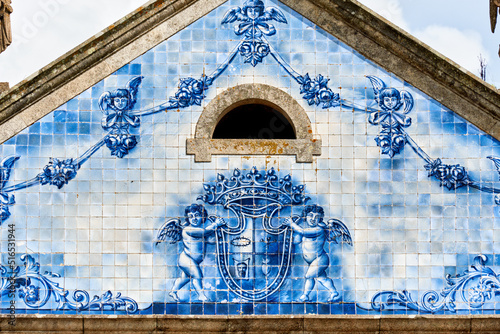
top-left (212, 104), bottom-right (296, 139)
top-left (187, 84), bottom-right (321, 163)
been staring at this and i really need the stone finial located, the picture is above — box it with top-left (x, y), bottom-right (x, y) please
top-left (491, 0), bottom-right (500, 33)
top-left (0, 0), bottom-right (13, 54)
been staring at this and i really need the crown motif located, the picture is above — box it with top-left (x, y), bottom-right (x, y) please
top-left (198, 167), bottom-right (309, 206)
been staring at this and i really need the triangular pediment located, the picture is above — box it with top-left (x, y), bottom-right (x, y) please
top-left (0, 0), bottom-right (498, 141)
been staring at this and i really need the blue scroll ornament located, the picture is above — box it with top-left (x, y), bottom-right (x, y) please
top-left (370, 255), bottom-right (500, 313)
top-left (1, 255), bottom-right (138, 313)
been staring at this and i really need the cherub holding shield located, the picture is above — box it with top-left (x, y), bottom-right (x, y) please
top-left (156, 204), bottom-right (226, 302)
top-left (283, 204), bottom-right (352, 302)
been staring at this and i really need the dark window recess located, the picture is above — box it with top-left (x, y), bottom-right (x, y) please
top-left (212, 104), bottom-right (296, 139)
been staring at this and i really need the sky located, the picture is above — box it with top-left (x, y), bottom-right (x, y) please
top-left (0, 0), bottom-right (499, 87)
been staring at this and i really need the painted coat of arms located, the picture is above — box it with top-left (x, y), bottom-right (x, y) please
top-left (156, 168), bottom-right (352, 302)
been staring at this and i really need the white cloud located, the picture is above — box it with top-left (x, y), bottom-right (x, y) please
top-left (414, 25), bottom-right (489, 76)
top-left (356, 0), bottom-right (409, 32)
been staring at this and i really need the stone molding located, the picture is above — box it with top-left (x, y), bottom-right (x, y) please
top-left (186, 84), bottom-right (322, 162)
top-left (1, 315), bottom-right (499, 333)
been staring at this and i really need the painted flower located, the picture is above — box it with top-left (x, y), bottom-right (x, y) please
top-left (469, 284), bottom-right (491, 307)
top-left (298, 74), bottom-right (340, 109)
top-left (105, 134), bottom-right (138, 158)
top-left (38, 158), bottom-right (79, 189)
top-left (375, 131), bottom-right (406, 158)
top-left (238, 41), bottom-right (270, 67)
top-left (424, 159), bottom-right (469, 190)
top-left (170, 77), bottom-right (210, 108)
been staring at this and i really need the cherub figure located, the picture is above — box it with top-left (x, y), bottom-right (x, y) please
top-left (98, 76), bottom-right (143, 133)
top-left (284, 205), bottom-right (352, 302)
top-left (156, 204), bottom-right (226, 302)
top-left (366, 76), bottom-right (414, 128)
top-left (221, 0), bottom-right (287, 37)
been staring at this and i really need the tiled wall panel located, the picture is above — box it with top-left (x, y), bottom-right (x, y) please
top-left (1, 0), bottom-right (500, 316)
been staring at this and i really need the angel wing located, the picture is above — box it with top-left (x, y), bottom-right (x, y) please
top-left (126, 76), bottom-right (144, 107)
top-left (487, 156), bottom-right (500, 180)
top-left (0, 156), bottom-right (19, 190)
top-left (491, 0), bottom-right (499, 33)
top-left (155, 218), bottom-right (183, 245)
top-left (366, 75), bottom-right (386, 106)
top-left (400, 90), bottom-right (414, 113)
top-left (323, 218), bottom-right (353, 246)
top-left (221, 7), bottom-right (248, 24)
top-left (259, 7), bottom-right (287, 23)
top-left (98, 91), bottom-right (112, 114)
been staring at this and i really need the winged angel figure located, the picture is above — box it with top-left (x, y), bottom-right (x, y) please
top-left (366, 76), bottom-right (414, 157)
top-left (156, 204), bottom-right (226, 302)
top-left (98, 76), bottom-right (143, 133)
top-left (221, 0), bottom-right (287, 38)
top-left (283, 204), bottom-right (352, 302)
top-left (367, 76), bottom-right (414, 127)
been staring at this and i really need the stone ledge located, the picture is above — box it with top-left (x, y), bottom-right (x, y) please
top-left (1, 315), bottom-right (500, 333)
top-left (186, 138), bottom-right (322, 162)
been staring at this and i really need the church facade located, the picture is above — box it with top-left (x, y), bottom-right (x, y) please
top-left (1, 0), bottom-right (500, 331)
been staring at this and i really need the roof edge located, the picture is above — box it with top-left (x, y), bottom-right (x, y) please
top-left (0, 0), bottom-right (199, 125)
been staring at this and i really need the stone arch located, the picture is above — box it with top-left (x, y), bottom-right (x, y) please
top-left (186, 84), bottom-right (321, 162)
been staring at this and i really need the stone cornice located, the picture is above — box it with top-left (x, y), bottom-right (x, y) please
top-left (0, 315), bottom-right (499, 332)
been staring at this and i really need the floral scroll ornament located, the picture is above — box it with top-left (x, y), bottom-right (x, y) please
top-left (168, 76), bottom-right (210, 108)
top-left (367, 76), bottom-right (414, 157)
top-left (298, 74), bottom-right (340, 109)
top-left (1, 254), bottom-right (139, 313)
top-left (424, 158), bottom-right (470, 190)
top-left (38, 158), bottom-right (79, 189)
top-left (98, 76), bottom-right (143, 158)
